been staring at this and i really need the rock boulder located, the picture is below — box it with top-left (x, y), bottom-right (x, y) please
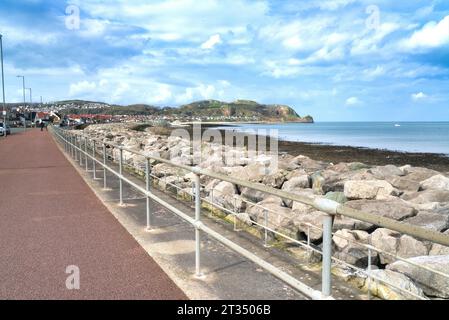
top-left (344, 180), bottom-right (399, 200)
top-left (420, 175), bottom-right (449, 192)
top-left (387, 255), bottom-right (449, 298)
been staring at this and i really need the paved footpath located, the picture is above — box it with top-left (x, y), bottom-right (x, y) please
top-left (0, 129), bottom-right (187, 300)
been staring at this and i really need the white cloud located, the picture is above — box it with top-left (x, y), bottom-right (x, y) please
top-left (0, 24), bottom-right (59, 46)
top-left (79, 19), bottom-right (110, 37)
top-left (351, 22), bottom-right (400, 56)
top-left (309, 46), bottom-right (345, 62)
top-left (69, 81), bottom-right (97, 96)
top-left (152, 84), bottom-right (173, 103)
top-left (259, 18), bottom-right (335, 52)
top-left (201, 34), bottom-right (222, 50)
top-left (345, 96), bottom-right (361, 106)
top-left (411, 92), bottom-right (428, 101)
top-left (316, 0), bottom-right (356, 11)
top-left (363, 65), bottom-right (386, 79)
top-left (283, 36), bottom-right (303, 50)
top-left (76, 0), bottom-right (268, 42)
top-left (402, 15), bottom-right (449, 50)
top-left (218, 80), bottom-right (231, 87)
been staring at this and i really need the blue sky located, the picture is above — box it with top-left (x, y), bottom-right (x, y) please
top-left (0, 0), bottom-right (448, 121)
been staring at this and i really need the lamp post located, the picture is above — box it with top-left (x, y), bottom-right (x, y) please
top-left (16, 75), bottom-right (26, 129)
top-left (0, 34), bottom-right (6, 138)
top-left (26, 88), bottom-right (32, 125)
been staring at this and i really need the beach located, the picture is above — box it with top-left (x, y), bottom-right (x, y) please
top-left (176, 123), bottom-right (449, 173)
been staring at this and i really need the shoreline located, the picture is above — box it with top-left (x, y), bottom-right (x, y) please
top-left (176, 123), bottom-right (449, 173)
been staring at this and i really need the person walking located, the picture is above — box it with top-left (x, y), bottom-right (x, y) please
top-left (40, 120), bottom-right (45, 132)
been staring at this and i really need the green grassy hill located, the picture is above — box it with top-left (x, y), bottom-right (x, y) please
top-left (54, 99), bottom-right (314, 122)
top-left (163, 100), bottom-right (313, 122)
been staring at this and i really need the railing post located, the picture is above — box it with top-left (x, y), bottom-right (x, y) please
top-left (194, 173), bottom-right (204, 278)
top-left (368, 248), bottom-right (372, 300)
top-left (70, 134), bottom-right (73, 158)
top-left (145, 158), bottom-right (152, 231)
top-left (78, 136), bottom-right (82, 165)
top-left (84, 137), bottom-right (88, 171)
top-left (70, 134), bottom-right (74, 158)
top-left (102, 143), bottom-right (107, 189)
top-left (264, 209), bottom-right (270, 248)
top-left (119, 148), bottom-right (123, 206)
top-left (233, 196), bottom-right (240, 232)
top-left (92, 140), bottom-right (97, 179)
top-left (73, 135), bottom-right (77, 161)
top-left (322, 214), bottom-right (333, 298)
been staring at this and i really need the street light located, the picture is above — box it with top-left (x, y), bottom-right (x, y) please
top-left (16, 75), bottom-right (26, 129)
top-left (0, 34), bottom-right (6, 138)
top-left (26, 88), bottom-right (33, 125)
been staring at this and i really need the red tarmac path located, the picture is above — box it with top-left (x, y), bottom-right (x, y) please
top-left (0, 129), bottom-right (187, 300)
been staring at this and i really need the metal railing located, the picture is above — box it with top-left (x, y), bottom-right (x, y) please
top-left (52, 126), bottom-right (449, 300)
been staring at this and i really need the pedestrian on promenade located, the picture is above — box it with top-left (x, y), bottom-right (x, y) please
top-left (40, 121), bottom-right (45, 132)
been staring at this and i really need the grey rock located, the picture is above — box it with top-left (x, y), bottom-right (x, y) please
top-left (370, 228), bottom-right (400, 265)
top-left (158, 175), bottom-right (184, 194)
top-left (325, 191), bottom-right (347, 204)
top-left (311, 172), bottom-right (326, 195)
top-left (288, 189), bottom-right (317, 209)
top-left (397, 235), bottom-right (429, 259)
top-left (285, 168), bottom-right (308, 180)
top-left (369, 165), bottom-right (405, 179)
top-left (345, 199), bottom-right (417, 221)
top-left (386, 176), bottom-right (420, 193)
top-left (344, 180), bottom-right (400, 200)
top-left (433, 203), bottom-right (449, 215)
top-left (262, 171), bottom-right (287, 189)
top-left (282, 175), bottom-right (311, 191)
top-left (429, 231), bottom-right (449, 256)
top-left (240, 184), bottom-right (268, 204)
top-left (333, 229), bottom-right (378, 268)
top-left (348, 162), bottom-right (372, 171)
top-left (327, 162), bottom-right (371, 173)
top-left (208, 181), bottom-right (245, 212)
top-left (152, 163), bottom-right (186, 178)
top-left (242, 162), bottom-right (270, 182)
top-left (292, 201), bottom-right (315, 215)
top-left (333, 215), bottom-right (373, 231)
top-left (293, 155), bottom-right (328, 172)
top-left (387, 255), bottom-right (449, 298)
top-left (361, 269), bottom-right (426, 300)
top-left (404, 211), bottom-right (449, 232)
top-left (401, 190), bottom-right (449, 204)
top-left (295, 211), bottom-right (328, 241)
top-left (329, 170), bottom-right (377, 193)
top-left (420, 175), bottom-right (449, 192)
top-left (278, 154), bottom-right (299, 171)
top-left (404, 167), bottom-right (441, 183)
top-left (246, 202), bottom-right (296, 235)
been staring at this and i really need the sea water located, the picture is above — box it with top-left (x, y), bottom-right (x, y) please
top-left (217, 122), bottom-right (449, 155)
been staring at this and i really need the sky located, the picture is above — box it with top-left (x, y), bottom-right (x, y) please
top-left (0, 0), bottom-right (448, 121)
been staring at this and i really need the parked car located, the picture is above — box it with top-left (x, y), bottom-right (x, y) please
top-left (0, 123), bottom-right (11, 136)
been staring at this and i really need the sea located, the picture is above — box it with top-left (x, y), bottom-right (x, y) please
top-left (216, 122), bottom-right (449, 155)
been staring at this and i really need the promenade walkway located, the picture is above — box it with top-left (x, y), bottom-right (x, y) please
top-left (0, 129), bottom-right (187, 299)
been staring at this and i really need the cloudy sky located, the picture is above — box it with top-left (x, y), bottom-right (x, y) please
top-left (0, 0), bottom-right (448, 121)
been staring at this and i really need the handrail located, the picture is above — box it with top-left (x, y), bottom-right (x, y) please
top-left (51, 127), bottom-right (326, 300)
top-left (52, 126), bottom-right (449, 300)
top-left (67, 129), bottom-right (449, 247)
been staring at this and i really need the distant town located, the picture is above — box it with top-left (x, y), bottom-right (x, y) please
top-left (3, 99), bottom-right (314, 127)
